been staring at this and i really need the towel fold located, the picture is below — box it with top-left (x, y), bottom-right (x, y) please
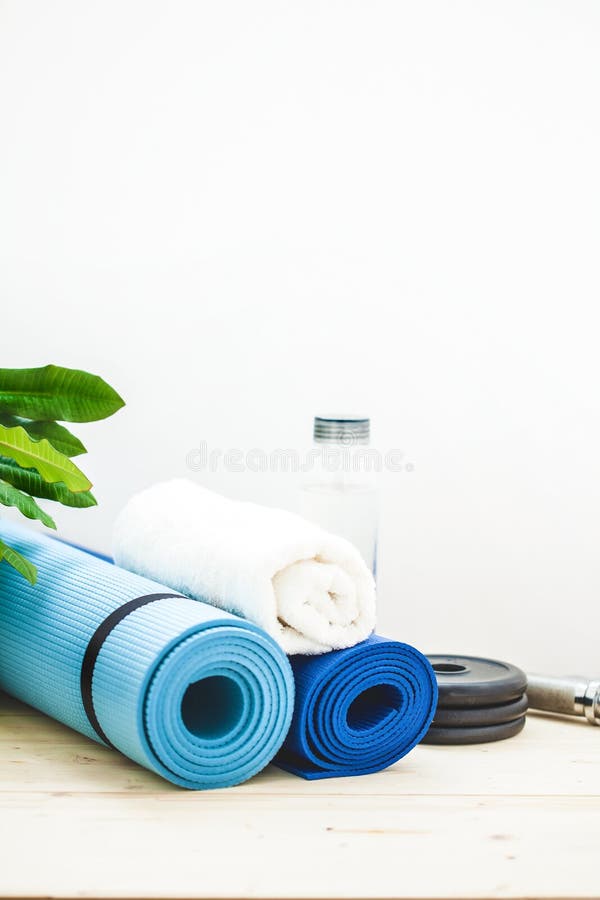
top-left (113, 479), bottom-right (376, 655)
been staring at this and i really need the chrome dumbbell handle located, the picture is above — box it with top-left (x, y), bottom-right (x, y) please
top-left (526, 674), bottom-right (600, 725)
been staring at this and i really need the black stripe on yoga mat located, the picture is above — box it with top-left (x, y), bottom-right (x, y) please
top-left (80, 593), bottom-right (185, 748)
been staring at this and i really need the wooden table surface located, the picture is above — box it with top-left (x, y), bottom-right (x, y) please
top-left (0, 689), bottom-right (598, 900)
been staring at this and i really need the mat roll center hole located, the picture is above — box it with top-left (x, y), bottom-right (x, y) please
top-left (346, 684), bottom-right (402, 731)
top-left (181, 676), bottom-right (243, 739)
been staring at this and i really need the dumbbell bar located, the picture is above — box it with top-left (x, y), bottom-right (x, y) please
top-left (526, 674), bottom-right (600, 725)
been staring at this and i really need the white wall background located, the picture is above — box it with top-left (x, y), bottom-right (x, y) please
top-left (1, 1), bottom-right (599, 673)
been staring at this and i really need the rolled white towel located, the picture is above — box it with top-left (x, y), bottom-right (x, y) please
top-left (113, 479), bottom-right (376, 654)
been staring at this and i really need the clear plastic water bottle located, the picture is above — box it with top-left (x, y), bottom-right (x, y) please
top-left (299, 415), bottom-right (378, 576)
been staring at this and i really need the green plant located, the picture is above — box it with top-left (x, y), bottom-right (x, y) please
top-left (0, 365), bottom-right (124, 584)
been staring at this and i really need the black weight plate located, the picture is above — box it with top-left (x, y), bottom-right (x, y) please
top-left (427, 655), bottom-right (527, 708)
top-left (422, 715), bottom-right (526, 745)
top-left (433, 694), bottom-right (528, 727)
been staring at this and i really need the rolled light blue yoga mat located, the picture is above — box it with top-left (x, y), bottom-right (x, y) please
top-left (0, 522), bottom-right (294, 789)
top-left (276, 634), bottom-right (437, 779)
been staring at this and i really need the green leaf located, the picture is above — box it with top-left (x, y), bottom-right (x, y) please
top-left (0, 480), bottom-right (56, 529)
top-left (0, 365), bottom-right (125, 422)
top-left (0, 539), bottom-right (37, 584)
top-left (0, 414), bottom-right (87, 457)
top-left (0, 457), bottom-right (97, 508)
top-left (0, 424), bottom-right (92, 492)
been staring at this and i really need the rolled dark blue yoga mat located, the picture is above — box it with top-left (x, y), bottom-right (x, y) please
top-left (276, 634), bottom-right (438, 778)
top-left (0, 522), bottom-right (294, 789)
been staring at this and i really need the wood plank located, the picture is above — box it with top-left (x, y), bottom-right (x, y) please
top-left (0, 692), bottom-right (599, 899)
